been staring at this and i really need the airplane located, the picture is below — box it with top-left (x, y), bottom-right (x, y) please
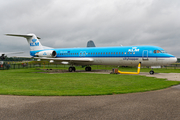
top-left (5, 33), bottom-right (177, 74)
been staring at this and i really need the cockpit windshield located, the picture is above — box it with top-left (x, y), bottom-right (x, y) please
top-left (153, 50), bottom-right (167, 53)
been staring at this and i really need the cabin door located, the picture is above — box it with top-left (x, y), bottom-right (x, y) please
top-left (142, 50), bottom-right (148, 60)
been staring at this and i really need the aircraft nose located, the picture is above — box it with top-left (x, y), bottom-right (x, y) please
top-left (175, 57), bottom-right (177, 62)
top-left (170, 57), bottom-right (177, 64)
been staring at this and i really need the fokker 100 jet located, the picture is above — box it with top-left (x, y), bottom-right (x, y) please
top-left (6, 33), bottom-right (177, 74)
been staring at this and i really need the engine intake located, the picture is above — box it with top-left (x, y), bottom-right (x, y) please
top-left (35, 50), bottom-right (57, 58)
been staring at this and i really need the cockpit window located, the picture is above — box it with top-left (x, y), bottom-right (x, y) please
top-left (160, 50), bottom-right (167, 53)
top-left (153, 50), bottom-right (167, 54)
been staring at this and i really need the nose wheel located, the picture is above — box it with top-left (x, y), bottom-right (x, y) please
top-left (149, 70), bottom-right (154, 75)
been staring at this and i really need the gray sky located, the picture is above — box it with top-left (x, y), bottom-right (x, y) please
top-left (0, 0), bottom-right (180, 57)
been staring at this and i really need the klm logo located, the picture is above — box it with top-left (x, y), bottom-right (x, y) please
top-left (30, 38), bottom-right (39, 46)
top-left (128, 47), bottom-right (139, 52)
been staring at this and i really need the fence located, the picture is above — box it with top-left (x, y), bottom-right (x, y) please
top-left (0, 63), bottom-right (71, 70)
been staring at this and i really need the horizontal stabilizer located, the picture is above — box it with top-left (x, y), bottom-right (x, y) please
top-left (6, 34), bottom-right (33, 38)
top-left (6, 34), bottom-right (41, 39)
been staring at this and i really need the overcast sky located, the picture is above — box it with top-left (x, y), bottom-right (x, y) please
top-left (0, 0), bottom-right (180, 57)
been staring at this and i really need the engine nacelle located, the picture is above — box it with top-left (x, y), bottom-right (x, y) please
top-left (35, 50), bottom-right (57, 58)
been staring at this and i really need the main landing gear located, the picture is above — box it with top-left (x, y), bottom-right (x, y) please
top-left (85, 66), bottom-right (91, 71)
top-left (68, 66), bottom-right (92, 72)
top-left (149, 69), bottom-right (154, 75)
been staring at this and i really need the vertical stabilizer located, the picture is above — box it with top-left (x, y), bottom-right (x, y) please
top-left (6, 33), bottom-right (44, 51)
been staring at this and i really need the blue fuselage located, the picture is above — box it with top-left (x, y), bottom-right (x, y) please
top-left (30, 45), bottom-right (176, 66)
top-left (30, 46), bottom-right (174, 58)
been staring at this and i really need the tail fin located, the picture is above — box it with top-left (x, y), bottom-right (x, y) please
top-left (6, 33), bottom-right (44, 51)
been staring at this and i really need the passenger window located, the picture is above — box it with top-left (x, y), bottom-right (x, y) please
top-left (122, 52), bottom-right (123, 54)
top-left (124, 52), bottom-right (126, 54)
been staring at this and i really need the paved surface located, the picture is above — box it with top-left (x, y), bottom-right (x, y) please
top-left (0, 85), bottom-right (180, 120)
top-left (0, 72), bottom-right (180, 120)
top-left (141, 73), bottom-right (180, 81)
top-left (80, 70), bottom-right (180, 81)
top-left (45, 69), bottom-right (180, 81)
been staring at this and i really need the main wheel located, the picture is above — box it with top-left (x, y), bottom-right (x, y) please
top-left (72, 67), bottom-right (76, 72)
top-left (149, 70), bottom-right (154, 75)
top-left (85, 67), bottom-right (89, 71)
top-left (89, 67), bottom-right (91, 71)
top-left (85, 67), bottom-right (91, 71)
top-left (69, 67), bottom-right (73, 72)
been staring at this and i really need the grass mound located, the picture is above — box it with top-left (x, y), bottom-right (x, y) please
top-left (0, 69), bottom-right (179, 96)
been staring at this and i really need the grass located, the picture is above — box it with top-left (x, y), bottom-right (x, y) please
top-left (0, 68), bottom-right (180, 96)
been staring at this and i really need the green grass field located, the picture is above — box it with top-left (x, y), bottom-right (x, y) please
top-left (0, 68), bottom-right (179, 96)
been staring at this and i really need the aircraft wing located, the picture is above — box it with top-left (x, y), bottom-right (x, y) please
top-left (12, 56), bottom-right (94, 64)
top-left (0, 51), bottom-right (24, 55)
top-left (0, 51), bottom-right (24, 60)
top-left (33, 57), bottom-right (94, 62)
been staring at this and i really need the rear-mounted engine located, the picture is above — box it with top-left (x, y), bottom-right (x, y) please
top-left (35, 50), bottom-right (57, 58)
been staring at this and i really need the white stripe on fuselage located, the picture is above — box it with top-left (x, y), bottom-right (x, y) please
top-left (64, 57), bottom-right (177, 66)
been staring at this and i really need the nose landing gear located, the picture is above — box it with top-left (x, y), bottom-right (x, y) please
top-left (149, 69), bottom-right (154, 75)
